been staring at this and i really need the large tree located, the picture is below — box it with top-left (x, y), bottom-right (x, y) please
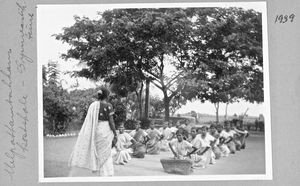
top-left (149, 95), bottom-right (164, 118)
top-left (182, 7), bottom-right (263, 123)
top-left (169, 94), bottom-right (187, 116)
top-left (55, 8), bottom-right (194, 121)
top-left (55, 7), bottom-right (263, 123)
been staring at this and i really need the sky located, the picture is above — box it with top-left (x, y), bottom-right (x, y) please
top-left (37, 2), bottom-right (267, 117)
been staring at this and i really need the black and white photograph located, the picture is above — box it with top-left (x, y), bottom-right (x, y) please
top-left (37, 2), bottom-right (271, 182)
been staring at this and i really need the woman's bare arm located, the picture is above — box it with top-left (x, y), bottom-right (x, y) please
top-left (169, 142), bottom-right (178, 158)
top-left (108, 115), bottom-right (117, 137)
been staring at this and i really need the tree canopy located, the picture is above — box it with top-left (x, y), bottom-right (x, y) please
top-left (55, 7), bottom-right (264, 122)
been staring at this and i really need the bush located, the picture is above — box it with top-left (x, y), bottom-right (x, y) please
top-left (43, 84), bottom-right (74, 134)
top-left (169, 116), bottom-right (196, 125)
top-left (109, 96), bottom-right (127, 129)
top-left (140, 118), bottom-right (151, 129)
top-left (124, 119), bottom-right (138, 130)
top-left (149, 118), bottom-right (164, 125)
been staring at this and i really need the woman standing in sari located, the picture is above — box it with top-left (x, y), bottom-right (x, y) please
top-left (68, 87), bottom-right (117, 177)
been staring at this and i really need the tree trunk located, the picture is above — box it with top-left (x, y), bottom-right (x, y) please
top-left (52, 118), bottom-right (56, 134)
top-left (144, 79), bottom-right (150, 119)
top-left (171, 110), bottom-right (176, 117)
top-left (214, 103), bottom-right (220, 124)
top-left (138, 94), bottom-right (143, 120)
top-left (125, 94), bottom-right (129, 121)
top-left (225, 102), bottom-right (229, 121)
top-left (241, 108), bottom-right (249, 126)
top-left (135, 91), bottom-right (143, 120)
top-left (138, 83), bottom-right (144, 120)
top-left (163, 91), bottom-right (170, 121)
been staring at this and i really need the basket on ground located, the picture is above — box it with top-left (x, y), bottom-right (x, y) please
top-left (160, 158), bottom-right (193, 175)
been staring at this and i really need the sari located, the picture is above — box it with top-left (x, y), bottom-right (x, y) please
top-left (169, 139), bottom-right (193, 160)
top-left (68, 101), bottom-right (114, 176)
top-left (146, 129), bottom-right (161, 154)
top-left (203, 134), bottom-right (217, 164)
top-left (211, 143), bottom-right (222, 160)
top-left (159, 127), bottom-right (172, 151)
top-left (113, 133), bottom-right (133, 165)
top-left (189, 135), bottom-right (210, 168)
top-left (235, 127), bottom-right (249, 149)
top-left (218, 130), bottom-right (232, 157)
top-left (209, 131), bottom-right (222, 159)
top-left (131, 129), bottom-right (147, 158)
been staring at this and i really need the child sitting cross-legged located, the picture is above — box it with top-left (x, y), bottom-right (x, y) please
top-left (220, 121), bottom-right (236, 154)
top-left (112, 123), bottom-right (137, 165)
top-left (234, 121), bottom-right (249, 149)
top-left (199, 126), bottom-right (217, 165)
top-left (189, 127), bottom-right (211, 168)
top-left (168, 129), bottom-right (198, 160)
top-left (146, 121), bottom-right (163, 155)
top-left (209, 124), bottom-right (222, 160)
top-left (216, 124), bottom-right (231, 157)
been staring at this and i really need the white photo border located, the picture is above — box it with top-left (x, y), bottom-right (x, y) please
top-left (37, 1), bottom-right (272, 182)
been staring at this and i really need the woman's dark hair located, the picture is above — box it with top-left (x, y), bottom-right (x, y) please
top-left (97, 87), bottom-right (110, 100)
top-left (190, 127), bottom-right (197, 132)
top-left (176, 128), bottom-right (188, 140)
top-left (216, 124), bottom-right (223, 129)
top-left (202, 126), bottom-right (208, 131)
top-left (176, 129), bottom-right (184, 136)
top-left (118, 122), bottom-right (125, 128)
top-left (196, 127), bottom-right (202, 133)
top-left (210, 124), bottom-right (216, 129)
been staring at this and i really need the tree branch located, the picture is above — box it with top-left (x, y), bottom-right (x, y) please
top-left (151, 80), bottom-right (163, 90)
top-left (165, 71), bottom-right (184, 88)
top-left (168, 83), bottom-right (184, 99)
top-left (143, 68), bottom-right (160, 80)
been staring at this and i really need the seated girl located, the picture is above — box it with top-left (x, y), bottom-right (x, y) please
top-left (221, 122), bottom-right (236, 154)
top-left (113, 123), bottom-right (137, 165)
top-left (200, 126), bottom-right (217, 164)
top-left (168, 129), bottom-right (198, 160)
top-left (129, 121), bottom-right (150, 158)
top-left (159, 121), bottom-right (173, 151)
top-left (216, 124), bottom-right (231, 157)
top-left (234, 122), bottom-right (249, 149)
top-left (228, 123), bottom-right (242, 151)
top-left (189, 127), bottom-right (210, 168)
top-left (209, 124), bottom-right (222, 160)
top-left (146, 121), bottom-right (163, 154)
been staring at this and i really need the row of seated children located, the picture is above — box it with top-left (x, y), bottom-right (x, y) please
top-left (111, 120), bottom-right (249, 169)
top-left (111, 120), bottom-right (183, 165)
top-left (168, 121), bottom-right (249, 169)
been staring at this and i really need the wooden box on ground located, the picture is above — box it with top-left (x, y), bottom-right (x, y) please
top-left (160, 158), bottom-right (193, 175)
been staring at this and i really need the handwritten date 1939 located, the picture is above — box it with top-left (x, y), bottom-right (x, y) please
top-left (275, 14), bottom-right (295, 23)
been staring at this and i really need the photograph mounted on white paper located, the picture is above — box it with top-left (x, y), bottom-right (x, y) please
top-left (37, 2), bottom-right (272, 182)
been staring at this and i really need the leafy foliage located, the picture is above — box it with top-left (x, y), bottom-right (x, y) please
top-left (180, 8), bottom-right (263, 122)
top-left (149, 95), bottom-right (165, 118)
top-left (185, 7), bottom-right (263, 103)
top-left (68, 88), bottom-right (98, 123)
top-left (43, 62), bottom-right (74, 134)
top-left (109, 95), bottom-right (127, 128)
top-left (54, 7), bottom-right (264, 123)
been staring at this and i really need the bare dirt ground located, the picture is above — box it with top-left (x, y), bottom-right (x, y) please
top-left (44, 133), bottom-right (265, 177)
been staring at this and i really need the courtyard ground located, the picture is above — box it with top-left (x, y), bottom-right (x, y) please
top-left (44, 132), bottom-right (265, 177)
